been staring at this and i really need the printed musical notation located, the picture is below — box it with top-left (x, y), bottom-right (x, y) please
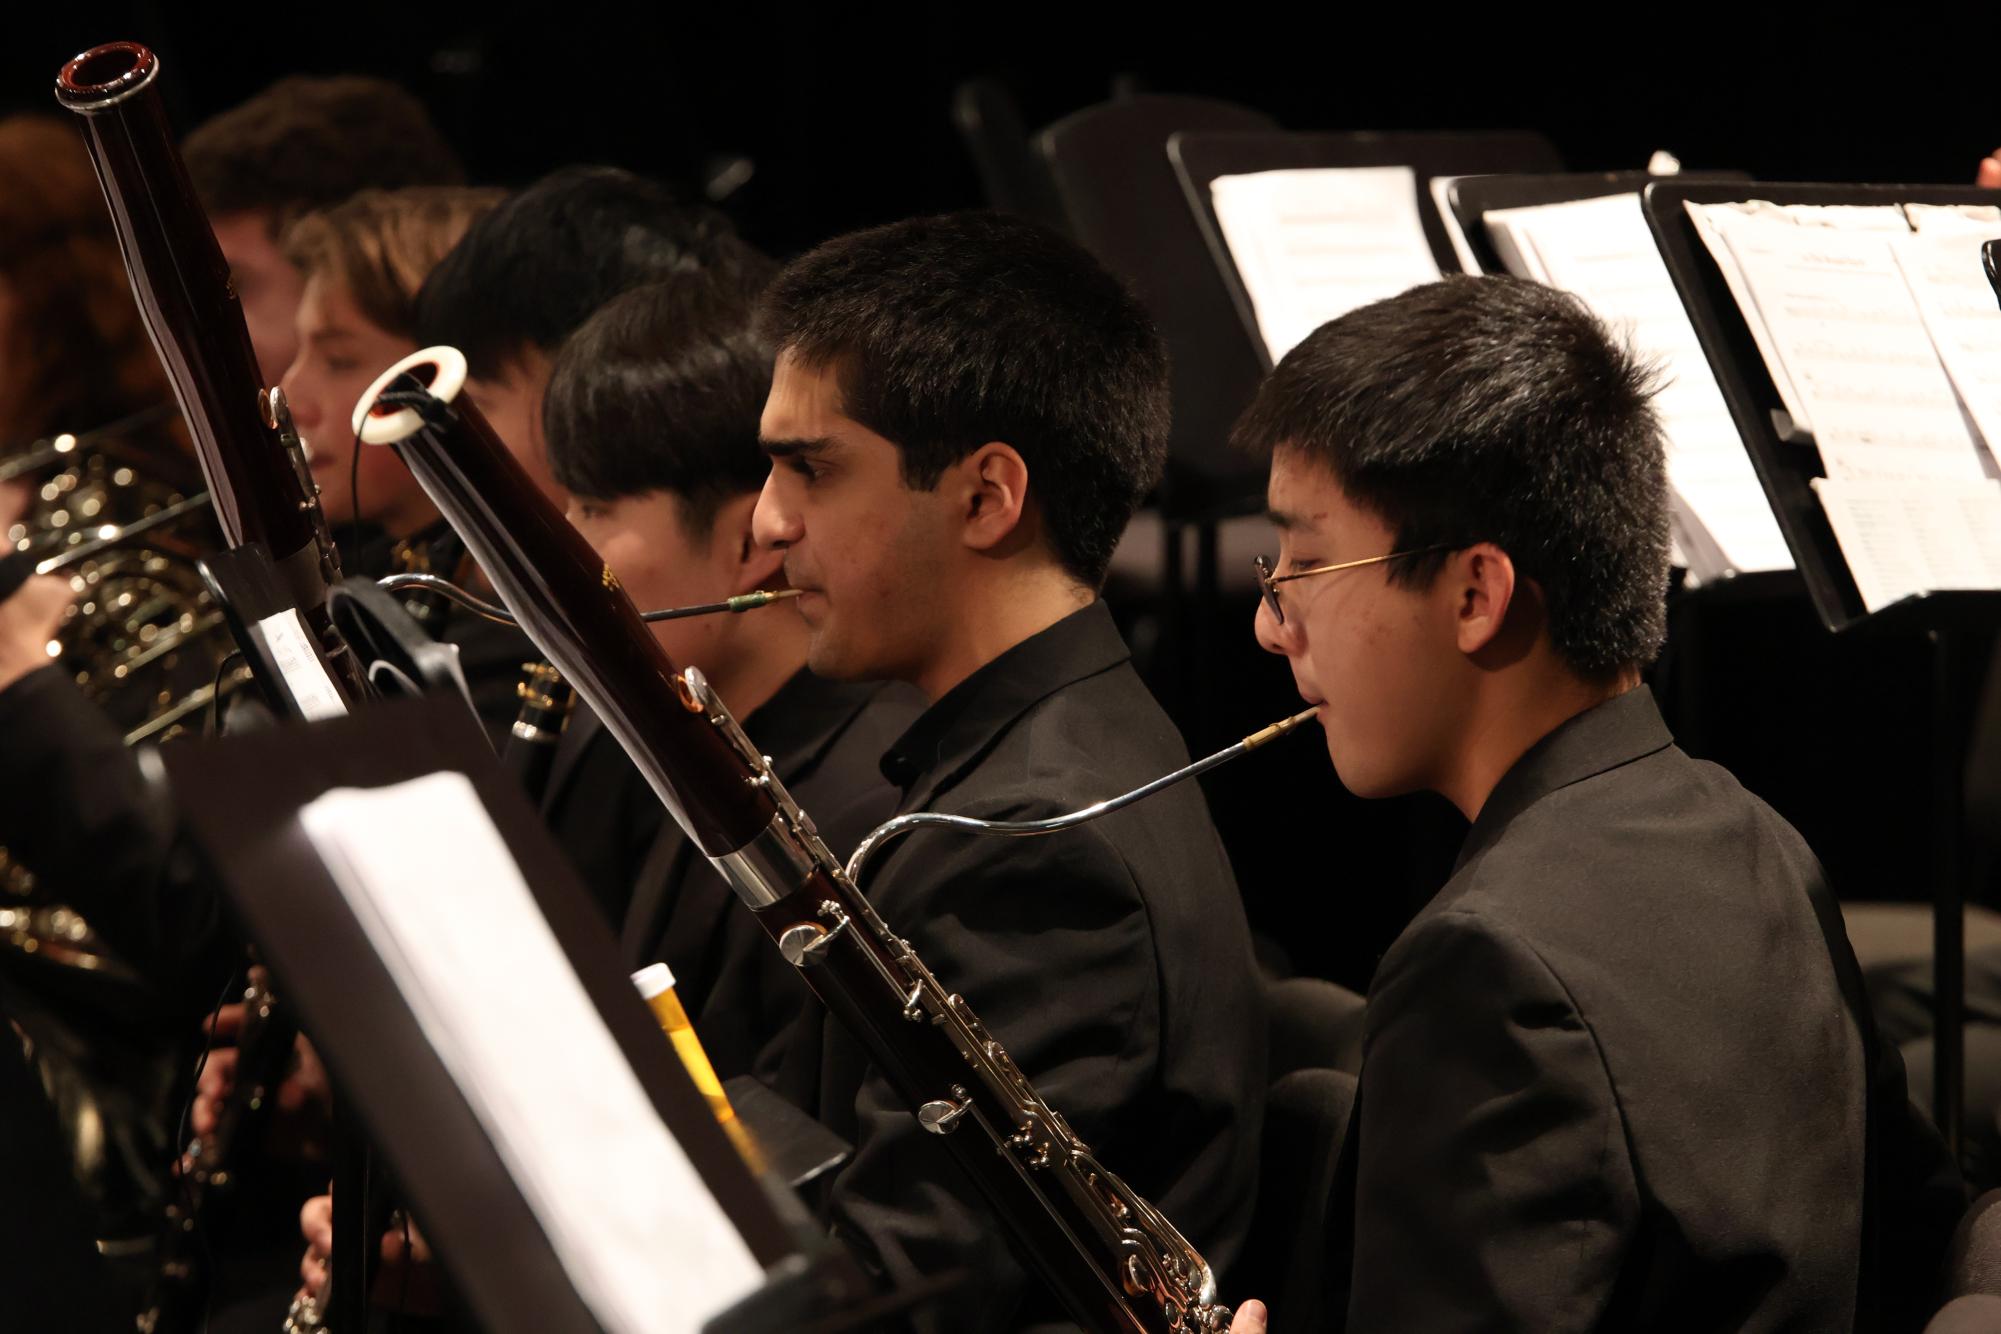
top-left (1209, 166), bottom-right (1443, 364)
top-left (1687, 199), bottom-right (2001, 610)
top-left (1483, 193), bottom-right (1791, 577)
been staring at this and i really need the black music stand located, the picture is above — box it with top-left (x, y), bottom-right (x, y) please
top-left (1447, 170), bottom-right (1751, 277)
top-left (1445, 170), bottom-right (1804, 627)
top-left (151, 696), bottom-right (890, 1333)
top-left (1038, 95), bottom-right (1278, 512)
top-left (953, 78), bottom-right (1068, 233)
top-left (1645, 179), bottom-right (2001, 1158)
top-left (1032, 95), bottom-right (1282, 736)
top-left (1168, 129), bottom-right (1565, 373)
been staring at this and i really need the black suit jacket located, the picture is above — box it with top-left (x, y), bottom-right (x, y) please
top-left (766, 602), bottom-right (1266, 1331)
top-left (537, 704), bottom-right (673, 929)
top-left (1323, 688), bottom-right (1960, 1333)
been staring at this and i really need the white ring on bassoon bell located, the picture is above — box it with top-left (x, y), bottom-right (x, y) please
top-left (352, 346), bottom-right (468, 446)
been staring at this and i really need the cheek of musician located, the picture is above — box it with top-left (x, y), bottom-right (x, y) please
top-left (210, 210), bottom-right (308, 385)
top-left (463, 357), bottom-right (563, 508)
top-left (567, 490), bottom-right (741, 664)
top-left (1264, 457), bottom-right (1465, 802)
top-left (1303, 609), bottom-right (1459, 803)
top-left (279, 276), bottom-right (429, 529)
top-left (754, 357), bottom-right (959, 686)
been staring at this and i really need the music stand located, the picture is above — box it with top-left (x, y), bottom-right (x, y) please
top-left (151, 696), bottom-right (883, 1332)
top-left (1168, 129), bottom-right (1565, 373)
top-left (1447, 169), bottom-right (1750, 276)
top-left (1645, 179), bottom-right (2001, 1157)
top-left (1446, 168), bottom-right (1805, 677)
top-left (1033, 95), bottom-right (1281, 736)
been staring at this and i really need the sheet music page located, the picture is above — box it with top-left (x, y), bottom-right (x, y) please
top-left (1482, 209), bottom-right (1551, 282)
top-left (1709, 209), bottom-right (1987, 482)
top-left (1903, 202), bottom-right (2001, 234)
top-left (1812, 478), bottom-right (2001, 611)
top-left (1685, 202), bottom-right (1812, 431)
top-left (1484, 193), bottom-right (1791, 574)
top-left (255, 609), bottom-right (349, 721)
top-left (1891, 228), bottom-right (2001, 471)
top-left (300, 773), bottom-right (762, 1334)
top-left (1209, 166), bottom-right (1443, 363)
top-left (1684, 201), bottom-right (1915, 436)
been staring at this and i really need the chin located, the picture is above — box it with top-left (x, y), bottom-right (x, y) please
top-left (804, 636), bottom-right (864, 683)
top-left (1328, 748), bottom-right (1414, 802)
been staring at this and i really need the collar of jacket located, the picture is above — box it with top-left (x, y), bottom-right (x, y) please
top-left (878, 599), bottom-right (1129, 814)
top-left (1452, 684), bottom-right (1675, 874)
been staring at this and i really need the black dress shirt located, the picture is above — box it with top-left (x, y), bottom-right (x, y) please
top-left (1320, 687), bottom-right (1962, 1333)
top-left (765, 600), bottom-right (1266, 1331)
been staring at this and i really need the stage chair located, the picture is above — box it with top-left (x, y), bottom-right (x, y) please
top-left (1266, 974), bottom-right (1365, 1078)
top-left (1236, 1066), bottom-right (1356, 1332)
top-left (951, 78), bottom-right (1068, 232)
top-left (1036, 94), bottom-right (1278, 730)
top-left (1948, 1189), bottom-right (2001, 1298)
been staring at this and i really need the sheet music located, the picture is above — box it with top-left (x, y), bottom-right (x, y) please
top-left (301, 773), bottom-right (762, 1334)
top-left (1703, 207), bottom-right (1987, 482)
top-left (1483, 193), bottom-right (1791, 574)
top-left (1903, 202), bottom-right (2001, 234)
top-left (1685, 202), bottom-right (1811, 430)
top-left (1812, 478), bottom-right (2001, 611)
top-left (255, 609), bottom-right (348, 721)
top-left (1209, 166), bottom-right (1443, 363)
top-left (1684, 201), bottom-right (1915, 436)
top-left (1891, 228), bottom-right (2001, 471)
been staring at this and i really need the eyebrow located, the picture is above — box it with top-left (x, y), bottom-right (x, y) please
top-left (759, 436), bottom-right (838, 459)
top-left (1265, 506), bottom-right (1312, 532)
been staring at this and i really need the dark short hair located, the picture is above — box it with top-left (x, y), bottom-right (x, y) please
top-left (757, 210), bottom-right (1169, 589)
top-left (543, 278), bottom-right (773, 535)
top-left (183, 76), bottom-right (463, 231)
top-left (1232, 275), bottom-right (1671, 677)
top-left (413, 166), bottom-right (774, 380)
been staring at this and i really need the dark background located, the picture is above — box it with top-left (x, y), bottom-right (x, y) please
top-left (8, 2), bottom-right (1997, 986)
top-left (7, 4), bottom-right (1993, 261)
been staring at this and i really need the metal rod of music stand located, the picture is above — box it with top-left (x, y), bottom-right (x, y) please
top-left (1932, 628), bottom-right (1968, 1159)
top-left (330, 1103), bottom-right (370, 1321)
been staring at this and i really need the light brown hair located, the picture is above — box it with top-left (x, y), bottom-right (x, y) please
top-left (282, 187), bottom-right (505, 338)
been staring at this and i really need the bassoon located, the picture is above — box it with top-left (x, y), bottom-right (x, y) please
top-left (356, 347), bottom-right (1236, 1334)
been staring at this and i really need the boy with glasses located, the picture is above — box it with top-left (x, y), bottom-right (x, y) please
top-left (1229, 275), bottom-right (1961, 1333)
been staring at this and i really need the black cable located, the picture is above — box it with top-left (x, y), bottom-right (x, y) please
top-left (346, 415), bottom-right (365, 574)
top-left (206, 650), bottom-right (244, 739)
top-left (346, 380), bottom-right (445, 575)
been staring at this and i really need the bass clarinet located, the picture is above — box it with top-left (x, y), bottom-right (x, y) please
top-left (355, 347), bottom-right (1237, 1334)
